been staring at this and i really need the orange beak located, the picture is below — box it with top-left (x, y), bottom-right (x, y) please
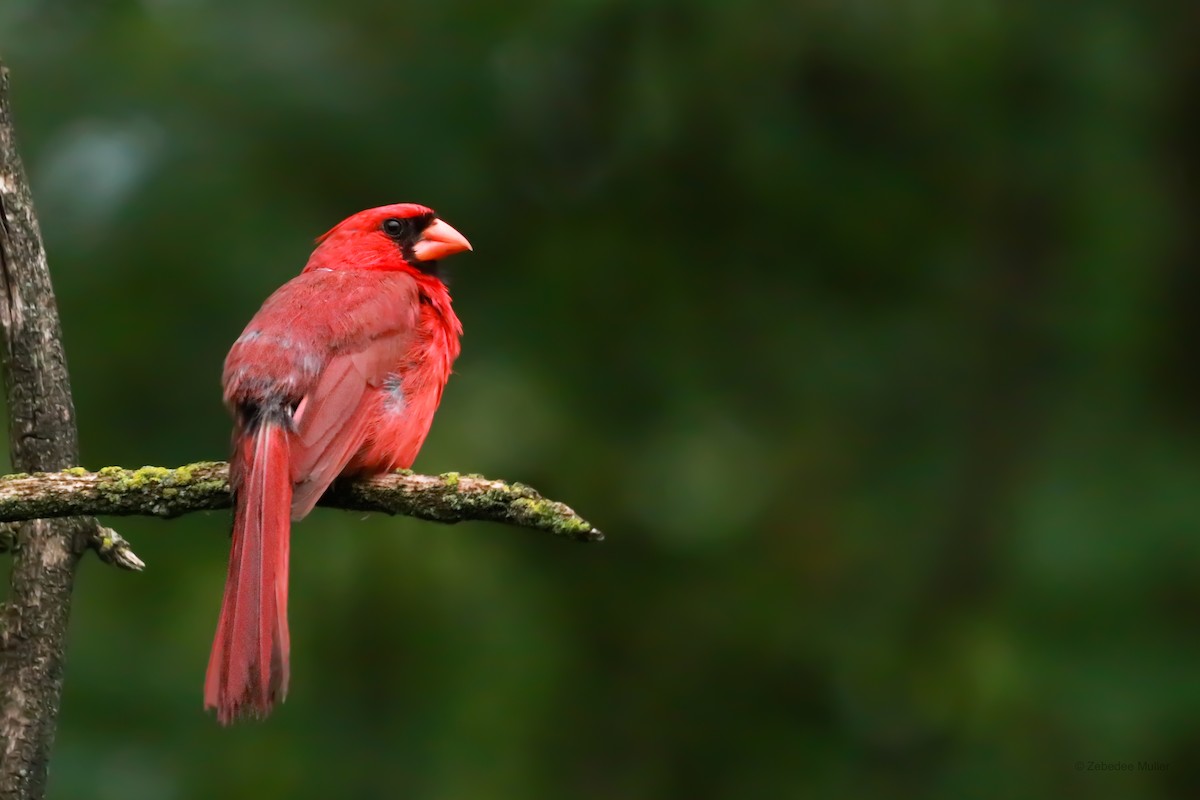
top-left (412, 218), bottom-right (472, 262)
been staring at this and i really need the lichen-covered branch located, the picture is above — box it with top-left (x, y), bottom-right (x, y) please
top-left (0, 463), bottom-right (604, 544)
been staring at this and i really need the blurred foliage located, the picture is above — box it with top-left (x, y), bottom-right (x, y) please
top-left (1, 0), bottom-right (1198, 798)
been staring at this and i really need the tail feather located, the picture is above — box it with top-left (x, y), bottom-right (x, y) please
top-left (205, 421), bottom-right (292, 724)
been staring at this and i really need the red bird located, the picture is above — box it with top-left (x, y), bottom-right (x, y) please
top-left (205, 203), bottom-right (471, 723)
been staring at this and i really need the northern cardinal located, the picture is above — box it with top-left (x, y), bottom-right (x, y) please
top-left (205, 203), bottom-right (471, 723)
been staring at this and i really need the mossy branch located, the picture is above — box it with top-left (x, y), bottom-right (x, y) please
top-left (0, 463), bottom-right (603, 557)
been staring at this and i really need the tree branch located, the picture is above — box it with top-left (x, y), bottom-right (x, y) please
top-left (0, 463), bottom-right (603, 546)
top-left (0, 61), bottom-right (96, 800)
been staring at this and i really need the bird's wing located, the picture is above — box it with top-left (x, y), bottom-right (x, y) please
top-left (288, 337), bottom-right (409, 517)
top-left (222, 270), bottom-right (421, 519)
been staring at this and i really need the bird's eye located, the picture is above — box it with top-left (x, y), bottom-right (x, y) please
top-left (382, 218), bottom-right (405, 237)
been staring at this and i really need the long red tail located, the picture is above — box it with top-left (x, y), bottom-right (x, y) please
top-left (205, 420), bottom-right (292, 724)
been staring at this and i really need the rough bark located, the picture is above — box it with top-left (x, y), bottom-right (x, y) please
top-left (0, 63), bottom-right (97, 800)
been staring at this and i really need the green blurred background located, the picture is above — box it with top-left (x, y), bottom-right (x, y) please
top-left (2, 1), bottom-right (1198, 798)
